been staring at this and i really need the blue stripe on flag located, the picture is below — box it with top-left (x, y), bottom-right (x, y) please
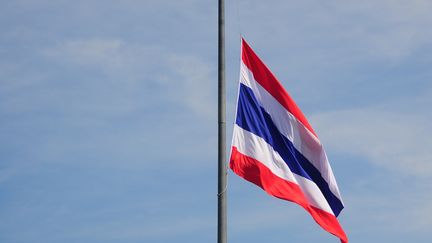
top-left (236, 83), bottom-right (344, 216)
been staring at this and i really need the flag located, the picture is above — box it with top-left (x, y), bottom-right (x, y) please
top-left (230, 39), bottom-right (348, 243)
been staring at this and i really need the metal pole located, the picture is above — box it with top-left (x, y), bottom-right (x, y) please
top-left (217, 0), bottom-right (227, 242)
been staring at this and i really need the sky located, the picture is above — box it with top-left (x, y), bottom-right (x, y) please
top-left (1, 0), bottom-right (431, 242)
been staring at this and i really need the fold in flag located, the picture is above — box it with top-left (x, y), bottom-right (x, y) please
top-left (230, 39), bottom-right (348, 243)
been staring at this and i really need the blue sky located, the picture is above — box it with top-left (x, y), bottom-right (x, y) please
top-left (1, 1), bottom-right (431, 242)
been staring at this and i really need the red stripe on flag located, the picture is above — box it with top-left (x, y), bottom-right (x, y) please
top-left (241, 39), bottom-right (318, 137)
top-left (230, 146), bottom-right (348, 243)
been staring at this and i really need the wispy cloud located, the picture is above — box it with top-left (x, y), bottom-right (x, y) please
top-left (238, 0), bottom-right (432, 63)
top-left (41, 38), bottom-right (216, 118)
top-left (311, 95), bottom-right (432, 176)
top-left (344, 175), bottom-right (432, 235)
top-left (164, 54), bottom-right (216, 119)
top-left (73, 215), bottom-right (213, 240)
top-left (1, 37), bottom-right (218, 174)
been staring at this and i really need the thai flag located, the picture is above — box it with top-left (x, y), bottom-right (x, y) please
top-left (230, 39), bottom-right (348, 243)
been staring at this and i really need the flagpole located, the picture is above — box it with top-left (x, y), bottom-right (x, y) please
top-left (217, 0), bottom-right (227, 242)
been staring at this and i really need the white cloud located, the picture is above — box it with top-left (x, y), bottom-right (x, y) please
top-left (73, 215), bottom-right (213, 240)
top-left (164, 54), bottom-right (216, 119)
top-left (43, 39), bottom-right (126, 68)
top-left (41, 38), bottom-right (216, 119)
top-left (328, 0), bottom-right (432, 61)
top-left (310, 93), bottom-right (432, 176)
top-left (0, 38), bottom-right (218, 171)
top-left (343, 175), bottom-right (432, 234)
top-left (41, 38), bottom-right (162, 80)
top-left (236, 0), bottom-right (432, 66)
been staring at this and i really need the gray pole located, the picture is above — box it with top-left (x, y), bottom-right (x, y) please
top-left (217, 0), bottom-right (227, 243)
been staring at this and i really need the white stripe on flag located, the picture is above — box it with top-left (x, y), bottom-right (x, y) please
top-left (232, 124), bottom-right (334, 214)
